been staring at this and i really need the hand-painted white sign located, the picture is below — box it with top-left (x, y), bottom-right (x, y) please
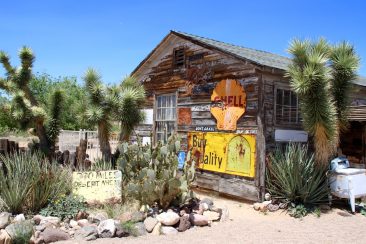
top-left (274, 129), bottom-right (308, 142)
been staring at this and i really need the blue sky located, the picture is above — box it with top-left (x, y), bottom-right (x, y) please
top-left (1, 0), bottom-right (365, 84)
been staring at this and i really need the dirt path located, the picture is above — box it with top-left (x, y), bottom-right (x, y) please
top-left (59, 191), bottom-right (366, 244)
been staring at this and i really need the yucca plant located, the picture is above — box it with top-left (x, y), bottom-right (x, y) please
top-left (286, 39), bottom-right (359, 164)
top-left (0, 151), bottom-right (72, 214)
top-left (266, 143), bottom-right (329, 206)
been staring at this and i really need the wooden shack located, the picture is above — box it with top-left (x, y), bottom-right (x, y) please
top-left (131, 30), bottom-right (366, 201)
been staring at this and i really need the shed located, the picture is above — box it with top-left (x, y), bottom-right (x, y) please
top-left (132, 30), bottom-right (366, 201)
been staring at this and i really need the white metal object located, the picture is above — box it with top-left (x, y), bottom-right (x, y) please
top-left (329, 168), bottom-right (366, 212)
top-left (274, 129), bottom-right (308, 142)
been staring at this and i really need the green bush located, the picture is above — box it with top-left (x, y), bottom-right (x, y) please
top-left (118, 134), bottom-right (196, 209)
top-left (0, 151), bottom-right (72, 214)
top-left (266, 143), bottom-right (329, 206)
top-left (40, 194), bottom-right (86, 220)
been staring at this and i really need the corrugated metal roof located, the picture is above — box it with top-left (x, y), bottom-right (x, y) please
top-left (172, 30), bottom-right (366, 87)
top-left (348, 105), bottom-right (366, 121)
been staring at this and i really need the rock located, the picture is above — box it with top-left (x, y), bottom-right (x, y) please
top-left (38, 228), bottom-right (70, 243)
top-left (14, 213), bottom-right (25, 222)
top-left (201, 203), bottom-right (209, 211)
top-left (220, 206), bottom-right (229, 222)
top-left (32, 215), bottom-right (43, 225)
top-left (118, 212), bottom-right (132, 223)
top-left (143, 217), bottom-right (158, 233)
top-left (161, 226), bottom-right (178, 235)
top-left (203, 211), bottom-right (220, 221)
top-left (151, 222), bottom-right (161, 235)
top-left (0, 229), bottom-right (11, 244)
top-left (115, 224), bottom-right (129, 238)
top-left (253, 202), bottom-right (261, 211)
top-left (264, 193), bottom-right (271, 201)
top-left (5, 221), bottom-right (33, 243)
top-left (89, 212), bottom-right (108, 224)
top-left (190, 214), bottom-right (208, 226)
top-left (74, 226), bottom-right (98, 241)
top-left (267, 203), bottom-right (280, 212)
top-left (131, 211), bottom-right (146, 222)
top-left (70, 220), bottom-right (78, 228)
top-left (35, 225), bottom-right (46, 232)
top-left (133, 222), bottom-right (147, 236)
top-left (279, 202), bottom-right (288, 209)
top-left (179, 207), bottom-right (190, 216)
top-left (97, 219), bottom-right (116, 238)
top-left (0, 212), bottom-right (11, 229)
top-left (320, 204), bottom-right (331, 211)
top-left (39, 216), bottom-right (61, 228)
top-left (76, 211), bottom-right (89, 220)
top-left (263, 201), bottom-right (271, 206)
top-left (200, 198), bottom-right (214, 209)
top-left (178, 215), bottom-right (191, 232)
top-left (193, 204), bottom-right (204, 215)
top-left (156, 212), bottom-right (180, 226)
top-left (77, 219), bottom-right (89, 227)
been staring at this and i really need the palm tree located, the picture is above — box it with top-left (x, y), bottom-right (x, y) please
top-left (286, 39), bottom-right (359, 165)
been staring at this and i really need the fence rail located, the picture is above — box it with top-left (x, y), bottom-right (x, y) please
top-left (58, 129), bottom-right (119, 162)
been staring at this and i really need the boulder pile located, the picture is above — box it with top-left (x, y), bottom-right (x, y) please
top-left (0, 198), bottom-right (229, 243)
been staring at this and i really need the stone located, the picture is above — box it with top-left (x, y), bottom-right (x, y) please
top-left (201, 203), bottom-right (209, 211)
top-left (35, 225), bottom-right (46, 232)
top-left (5, 221), bottom-right (33, 242)
top-left (14, 213), bottom-right (25, 222)
top-left (263, 200), bottom-right (271, 206)
top-left (89, 212), bottom-right (108, 224)
top-left (0, 229), bottom-right (11, 244)
top-left (264, 193), bottom-right (271, 201)
top-left (133, 222), bottom-right (147, 236)
top-left (151, 222), bottom-right (161, 235)
top-left (161, 226), bottom-right (178, 235)
top-left (179, 207), bottom-right (190, 216)
top-left (220, 206), bottom-right (229, 222)
top-left (156, 211), bottom-right (180, 226)
top-left (97, 219), bottom-right (116, 238)
top-left (70, 220), bottom-right (78, 228)
top-left (77, 219), bottom-right (89, 227)
top-left (143, 217), bottom-right (158, 233)
top-left (38, 228), bottom-right (70, 243)
top-left (115, 224), bottom-right (129, 238)
top-left (279, 202), bottom-right (288, 209)
top-left (76, 211), bottom-right (89, 220)
top-left (253, 202), bottom-right (261, 211)
top-left (0, 212), bottom-right (11, 229)
top-left (32, 215), bottom-right (43, 225)
top-left (320, 204), bottom-right (331, 211)
top-left (267, 203), bottom-right (280, 212)
top-left (118, 212), bottom-right (132, 223)
top-left (200, 198), bottom-right (214, 209)
top-left (39, 216), bottom-right (61, 228)
top-left (74, 226), bottom-right (98, 241)
top-left (190, 214), bottom-right (209, 226)
top-left (131, 211), bottom-right (146, 222)
top-left (178, 215), bottom-right (191, 232)
top-left (203, 211), bottom-right (220, 221)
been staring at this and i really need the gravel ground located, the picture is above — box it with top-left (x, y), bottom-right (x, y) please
top-left (59, 190), bottom-right (366, 244)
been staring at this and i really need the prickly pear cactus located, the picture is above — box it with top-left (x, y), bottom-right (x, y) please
top-left (118, 134), bottom-right (196, 209)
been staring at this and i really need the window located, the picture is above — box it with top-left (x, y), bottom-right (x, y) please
top-left (275, 88), bottom-right (301, 125)
top-left (173, 48), bottom-right (185, 68)
top-left (155, 94), bottom-right (177, 142)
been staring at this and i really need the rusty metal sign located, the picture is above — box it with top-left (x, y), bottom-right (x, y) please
top-left (188, 132), bottom-right (256, 177)
top-left (210, 79), bottom-right (246, 131)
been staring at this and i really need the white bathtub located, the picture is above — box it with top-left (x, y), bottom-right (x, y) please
top-left (329, 168), bottom-right (366, 212)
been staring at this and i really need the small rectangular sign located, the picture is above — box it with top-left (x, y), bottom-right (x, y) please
top-left (195, 126), bottom-right (215, 132)
top-left (73, 170), bottom-right (122, 202)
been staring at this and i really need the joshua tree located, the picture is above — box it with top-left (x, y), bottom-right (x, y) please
top-left (0, 47), bottom-right (64, 157)
top-left (83, 69), bottom-right (146, 161)
top-left (286, 39), bottom-right (359, 164)
top-left (116, 76), bottom-right (145, 142)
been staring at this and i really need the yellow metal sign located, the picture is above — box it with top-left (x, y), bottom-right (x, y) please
top-left (188, 132), bottom-right (256, 177)
top-left (73, 170), bottom-right (122, 202)
top-left (211, 79), bottom-right (246, 131)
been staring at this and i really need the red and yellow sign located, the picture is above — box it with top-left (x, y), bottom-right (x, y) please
top-left (210, 79), bottom-right (246, 131)
top-left (188, 132), bottom-right (256, 177)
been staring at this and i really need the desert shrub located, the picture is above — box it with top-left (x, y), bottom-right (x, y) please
top-left (40, 194), bottom-right (86, 220)
top-left (266, 143), bottom-right (329, 206)
top-left (118, 134), bottom-right (196, 209)
top-left (0, 151), bottom-right (72, 214)
top-left (91, 159), bottom-right (114, 171)
top-left (289, 204), bottom-right (308, 218)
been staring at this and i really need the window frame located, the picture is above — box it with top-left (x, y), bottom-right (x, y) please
top-left (274, 85), bottom-right (302, 127)
top-left (173, 47), bottom-right (186, 69)
top-left (153, 92), bottom-right (178, 144)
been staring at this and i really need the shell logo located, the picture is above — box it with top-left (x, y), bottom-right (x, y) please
top-left (210, 79), bottom-right (246, 131)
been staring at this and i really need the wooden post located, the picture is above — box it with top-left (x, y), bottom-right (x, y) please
top-left (256, 73), bottom-right (266, 201)
top-left (77, 139), bottom-right (87, 169)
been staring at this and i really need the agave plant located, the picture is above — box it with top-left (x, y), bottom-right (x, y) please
top-left (266, 143), bottom-right (329, 206)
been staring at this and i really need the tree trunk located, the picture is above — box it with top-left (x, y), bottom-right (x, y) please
top-left (99, 121), bottom-right (111, 162)
top-left (35, 120), bottom-right (53, 158)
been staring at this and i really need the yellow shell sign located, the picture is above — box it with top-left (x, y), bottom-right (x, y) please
top-left (211, 79), bottom-right (246, 131)
top-left (188, 132), bottom-right (256, 177)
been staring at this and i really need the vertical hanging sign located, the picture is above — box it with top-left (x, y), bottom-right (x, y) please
top-left (210, 79), bottom-right (246, 131)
